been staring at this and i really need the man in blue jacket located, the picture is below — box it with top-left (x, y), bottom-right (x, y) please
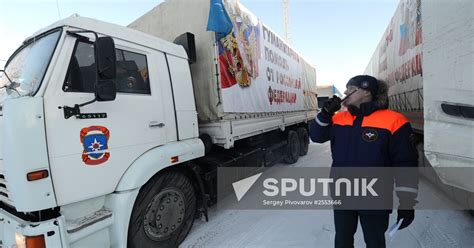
top-left (310, 75), bottom-right (419, 248)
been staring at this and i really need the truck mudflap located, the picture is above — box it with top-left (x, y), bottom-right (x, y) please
top-left (0, 208), bottom-right (66, 247)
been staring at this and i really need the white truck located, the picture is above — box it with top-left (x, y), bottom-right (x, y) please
top-left (365, 0), bottom-right (474, 208)
top-left (0, 0), bottom-right (317, 247)
top-left (315, 85), bottom-right (342, 108)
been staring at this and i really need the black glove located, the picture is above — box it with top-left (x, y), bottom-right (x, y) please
top-left (320, 95), bottom-right (342, 119)
top-left (397, 209), bottom-right (415, 230)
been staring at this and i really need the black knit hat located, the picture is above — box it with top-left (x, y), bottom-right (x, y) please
top-left (346, 75), bottom-right (379, 98)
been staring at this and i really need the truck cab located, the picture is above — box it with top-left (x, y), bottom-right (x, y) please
top-left (0, 16), bottom-right (204, 247)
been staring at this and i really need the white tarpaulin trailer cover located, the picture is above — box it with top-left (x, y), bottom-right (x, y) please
top-left (129, 0), bottom-right (317, 122)
top-left (364, 0), bottom-right (423, 131)
top-left (365, 0), bottom-right (474, 194)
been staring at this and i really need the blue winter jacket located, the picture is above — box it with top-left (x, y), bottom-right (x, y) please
top-left (309, 101), bottom-right (419, 212)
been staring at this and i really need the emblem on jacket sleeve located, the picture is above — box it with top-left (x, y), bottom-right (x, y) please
top-left (80, 126), bottom-right (110, 165)
top-left (362, 129), bottom-right (378, 142)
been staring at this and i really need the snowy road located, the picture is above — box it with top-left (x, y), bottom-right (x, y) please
top-left (181, 143), bottom-right (474, 248)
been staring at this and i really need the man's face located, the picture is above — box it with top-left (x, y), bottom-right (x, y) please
top-left (343, 85), bottom-right (371, 108)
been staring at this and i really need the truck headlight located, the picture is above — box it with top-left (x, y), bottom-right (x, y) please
top-left (15, 233), bottom-right (45, 248)
top-left (15, 232), bottom-right (26, 248)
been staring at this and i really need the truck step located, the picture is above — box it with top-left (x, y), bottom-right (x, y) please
top-left (67, 208), bottom-right (113, 233)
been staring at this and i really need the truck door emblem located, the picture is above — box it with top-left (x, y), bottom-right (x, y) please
top-left (80, 126), bottom-right (110, 165)
top-left (362, 129), bottom-right (378, 142)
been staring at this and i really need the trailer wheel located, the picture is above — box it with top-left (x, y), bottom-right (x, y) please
top-left (297, 127), bottom-right (309, 156)
top-left (284, 130), bottom-right (300, 164)
top-left (128, 171), bottom-right (196, 248)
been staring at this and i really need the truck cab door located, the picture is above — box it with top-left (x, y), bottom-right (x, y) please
top-left (43, 36), bottom-right (171, 205)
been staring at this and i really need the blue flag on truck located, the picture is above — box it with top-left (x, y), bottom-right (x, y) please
top-left (206, 0), bottom-right (233, 39)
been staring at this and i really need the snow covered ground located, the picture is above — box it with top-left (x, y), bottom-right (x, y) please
top-left (181, 143), bottom-right (474, 248)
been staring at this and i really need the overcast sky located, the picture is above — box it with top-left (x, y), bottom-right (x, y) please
top-left (0, 0), bottom-right (399, 92)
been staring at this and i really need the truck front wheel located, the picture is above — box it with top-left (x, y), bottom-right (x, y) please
top-left (128, 171), bottom-right (196, 248)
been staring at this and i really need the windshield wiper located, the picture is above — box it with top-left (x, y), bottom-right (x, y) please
top-left (0, 69), bottom-right (21, 96)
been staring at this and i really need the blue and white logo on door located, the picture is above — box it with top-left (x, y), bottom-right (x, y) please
top-left (80, 126), bottom-right (110, 165)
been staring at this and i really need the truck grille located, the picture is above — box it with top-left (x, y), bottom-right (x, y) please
top-left (0, 174), bottom-right (14, 206)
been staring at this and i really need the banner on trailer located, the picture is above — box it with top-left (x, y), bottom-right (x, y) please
top-left (217, 0), bottom-right (316, 113)
top-left (364, 0), bottom-right (423, 112)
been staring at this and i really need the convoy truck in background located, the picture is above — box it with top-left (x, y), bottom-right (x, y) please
top-left (315, 85), bottom-right (342, 108)
top-left (365, 0), bottom-right (474, 208)
top-left (0, 0), bottom-right (317, 247)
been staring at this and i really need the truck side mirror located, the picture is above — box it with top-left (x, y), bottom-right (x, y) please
top-left (95, 37), bottom-right (116, 80)
top-left (95, 80), bottom-right (116, 102)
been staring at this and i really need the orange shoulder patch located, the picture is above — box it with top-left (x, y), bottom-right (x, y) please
top-left (362, 110), bottom-right (408, 134)
top-left (332, 111), bottom-right (356, 126)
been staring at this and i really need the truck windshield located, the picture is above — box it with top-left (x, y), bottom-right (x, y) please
top-left (0, 29), bottom-right (61, 103)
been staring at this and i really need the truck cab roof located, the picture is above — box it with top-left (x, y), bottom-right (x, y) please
top-left (28, 14), bottom-right (188, 60)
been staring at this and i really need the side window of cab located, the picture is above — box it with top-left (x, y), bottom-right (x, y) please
top-left (63, 41), bottom-right (150, 94)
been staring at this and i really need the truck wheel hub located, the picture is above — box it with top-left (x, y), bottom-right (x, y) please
top-left (143, 188), bottom-right (186, 241)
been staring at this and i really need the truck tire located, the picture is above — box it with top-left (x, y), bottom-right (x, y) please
top-left (128, 171), bottom-right (196, 248)
top-left (297, 127), bottom-right (309, 156)
top-left (284, 130), bottom-right (300, 164)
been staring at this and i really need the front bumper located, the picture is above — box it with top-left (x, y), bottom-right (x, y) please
top-left (0, 208), bottom-right (66, 247)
